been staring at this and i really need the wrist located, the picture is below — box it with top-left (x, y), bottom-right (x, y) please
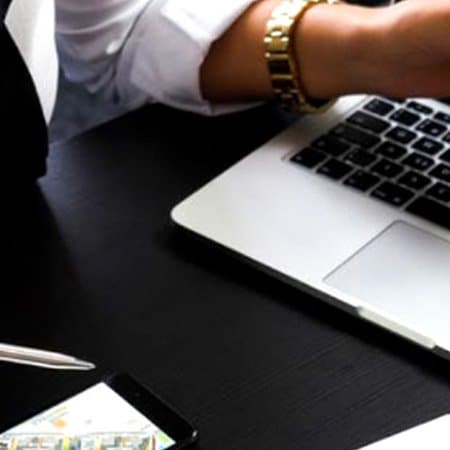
top-left (294, 3), bottom-right (387, 100)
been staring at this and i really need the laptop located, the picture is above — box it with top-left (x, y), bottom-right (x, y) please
top-left (172, 93), bottom-right (450, 358)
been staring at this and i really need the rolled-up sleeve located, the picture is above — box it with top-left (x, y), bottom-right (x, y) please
top-left (56, 0), bottom-right (257, 115)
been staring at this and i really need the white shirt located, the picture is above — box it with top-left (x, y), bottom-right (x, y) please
top-left (55, 0), bottom-right (257, 116)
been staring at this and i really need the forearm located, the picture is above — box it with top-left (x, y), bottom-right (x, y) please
top-left (200, 0), bottom-right (386, 103)
top-left (294, 3), bottom-right (385, 99)
top-left (200, 0), bottom-right (278, 103)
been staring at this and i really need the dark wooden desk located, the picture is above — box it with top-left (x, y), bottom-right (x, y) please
top-left (2, 104), bottom-right (450, 450)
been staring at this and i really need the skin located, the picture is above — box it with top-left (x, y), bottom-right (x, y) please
top-left (200, 0), bottom-right (450, 104)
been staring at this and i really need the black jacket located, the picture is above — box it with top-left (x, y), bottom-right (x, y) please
top-left (1, 0), bottom-right (48, 181)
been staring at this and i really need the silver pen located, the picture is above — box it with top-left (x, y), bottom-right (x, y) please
top-left (0, 343), bottom-right (95, 371)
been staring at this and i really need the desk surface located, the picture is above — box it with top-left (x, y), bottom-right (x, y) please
top-left (2, 104), bottom-right (450, 450)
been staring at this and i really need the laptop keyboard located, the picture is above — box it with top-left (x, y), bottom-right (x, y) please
top-left (290, 97), bottom-right (450, 230)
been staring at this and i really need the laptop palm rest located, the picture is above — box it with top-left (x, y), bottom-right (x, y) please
top-left (325, 221), bottom-right (450, 349)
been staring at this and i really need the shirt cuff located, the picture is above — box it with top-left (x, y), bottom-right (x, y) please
top-left (116, 0), bottom-right (259, 115)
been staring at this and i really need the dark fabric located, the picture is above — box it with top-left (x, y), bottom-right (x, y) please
top-left (0, 8), bottom-right (48, 181)
top-left (0, 0), bottom-right (12, 20)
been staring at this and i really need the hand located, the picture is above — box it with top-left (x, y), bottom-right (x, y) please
top-left (298, 0), bottom-right (450, 100)
top-left (371, 0), bottom-right (450, 98)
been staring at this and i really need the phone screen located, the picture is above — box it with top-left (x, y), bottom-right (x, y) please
top-left (0, 383), bottom-right (176, 450)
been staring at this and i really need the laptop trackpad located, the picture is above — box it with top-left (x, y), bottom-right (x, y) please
top-left (325, 222), bottom-right (450, 344)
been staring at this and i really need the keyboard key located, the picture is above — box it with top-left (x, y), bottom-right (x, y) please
top-left (371, 182), bottom-right (414, 206)
top-left (331, 124), bottom-right (381, 149)
top-left (407, 101), bottom-right (433, 115)
top-left (444, 133), bottom-right (450, 144)
top-left (347, 111), bottom-right (390, 133)
top-left (311, 135), bottom-right (350, 156)
top-left (364, 98), bottom-right (394, 116)
top-left (398, 171), bottom-right (431, 190)
top-left (317, 159), bottom-right (353, 180)
top-left (427, 183), bottom-right (450, 203)
top-left (412, 137), bottom-right (444, 156)
top-left (429, 164), bottom-right (450, 183)
top-left (416, 119), bottom-right (447, 138)
top-left (344, 149), bottom-right (378, 167)
top-left (375, 141), bottom-right (407, 160)
top-left (435, 112), bottom-right (450, 124)
top-left (407, 197), bottom-right (450, 229)
top-left (390, 109), bottom-right (421, 126)
top-left (371, 158), bottom-right (404, 178)
top-left (291, 147), bottom-right (327, 168)
top-left (385, 97), bottom-right (405, 104)
top-left (440, 149), bottom-right (450, 163)
top-left (386, 126), bottom-right (417, 144)
top-left (344, 170), bottom-right (380, 192)
top-left (402, 152), bottom-right (434, 171)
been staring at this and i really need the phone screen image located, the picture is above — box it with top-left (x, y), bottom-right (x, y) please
top-left (0, 383), bottom-right (176, 450)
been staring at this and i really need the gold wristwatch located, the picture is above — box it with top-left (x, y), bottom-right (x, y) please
top-left (264, 0), bottom-right (339, 113)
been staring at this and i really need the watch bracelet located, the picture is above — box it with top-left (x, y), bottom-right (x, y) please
top-left (264, 0), bottom-right (339, 113)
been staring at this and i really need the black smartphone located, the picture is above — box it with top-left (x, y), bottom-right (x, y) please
top-left (0, 374), bottom-right (198, 450)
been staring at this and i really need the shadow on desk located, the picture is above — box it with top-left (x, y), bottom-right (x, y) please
top-left (2, 104), bottom-right (449, 450)
top-left (1, 186), bottom-right (100, 429)
top-left (2, 185), bottom-right (78, 322)
top-left (169, 223), bottom-right (450, 382)
top-left (168, 223), bottom-right (450, 444)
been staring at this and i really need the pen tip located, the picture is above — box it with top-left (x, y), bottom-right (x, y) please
top-left (74, 359), bottom-right (96, 370)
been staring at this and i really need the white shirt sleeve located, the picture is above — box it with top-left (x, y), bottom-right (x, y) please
top-left (55, 0), bottom-right (258, 115)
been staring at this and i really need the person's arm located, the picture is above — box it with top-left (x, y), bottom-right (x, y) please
top-left (55, 0), bottom-right (262, 115)
top-left (55, 0), bottom-right (450, 115)
top-left (201, 0), bottom-right (450, 104)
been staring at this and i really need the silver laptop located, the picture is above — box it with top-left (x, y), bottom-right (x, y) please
top-left (171, 94), bottom-right (450, 358)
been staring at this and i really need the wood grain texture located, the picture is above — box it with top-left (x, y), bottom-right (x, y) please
top-left (1, 104), bottom-right (450, 450)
